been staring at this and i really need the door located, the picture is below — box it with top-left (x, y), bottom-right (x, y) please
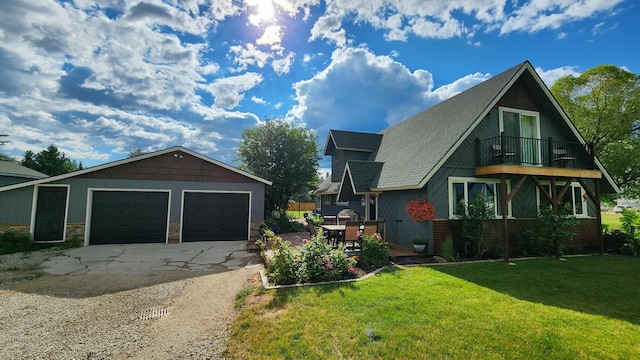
top-left (33, 186), bottom-right (68, 242)
top-left (89, 190), bottom-right (169, 245)
top-left (503, 110), bottom-right (540, 165)
top-left (182, 192), bottom-right (249, 241)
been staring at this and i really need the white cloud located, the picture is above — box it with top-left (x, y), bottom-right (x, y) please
top-left (535, 65), bottom-right (580, 87)
top-left (228, 43), bottom-right (273, 72)
top-left (205, 72), bottom-right (263, 109)
top-left (272, 52), bottom-right (296, 75)
top-left (251, 96), bottom-right (267, 105)
top-left (256, 25), bottom-right (284, 47)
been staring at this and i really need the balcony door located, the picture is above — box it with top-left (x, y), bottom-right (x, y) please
top-left (500, 107), bottom-right (541, 166)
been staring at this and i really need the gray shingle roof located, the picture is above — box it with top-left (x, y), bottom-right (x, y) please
top-left (345, 160), bottom-right (383, 193)
top-left (0, 161), bottom-right (47, 179)
top-left (372, 61), bottom-right (527, 189)
top-left (324, 130), bottom-right (383, 155)
top-left (313, 176), bottom-right (340, 194)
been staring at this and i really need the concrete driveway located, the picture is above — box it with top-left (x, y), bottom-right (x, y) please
top-left (41, 241), bottom-right (261, 275)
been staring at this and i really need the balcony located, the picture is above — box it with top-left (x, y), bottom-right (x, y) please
top-left (475, 133), bottom-right (601, 179)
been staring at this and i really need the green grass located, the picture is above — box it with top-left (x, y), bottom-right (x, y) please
top-left (601, 211), bottom-right (623, 231)
top-left (227, 255), bottom-right (640, 359)
top-left (286, 210), bottom-right (310, 219)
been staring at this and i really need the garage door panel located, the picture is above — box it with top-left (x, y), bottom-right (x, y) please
top-left (89, 191), bottom-right (169, 245)
top-left (182, 192), bottom-right (249, 242)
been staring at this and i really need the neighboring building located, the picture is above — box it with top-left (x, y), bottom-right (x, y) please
top-left (316, 61), bottom-right (619, 255)
top-left (0, 161), bottom-right (47, 186)
top-left (0, 146), bottom-right (271, 245)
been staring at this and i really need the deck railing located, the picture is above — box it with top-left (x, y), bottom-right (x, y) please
top-left (476, 133), bottom-right (595, 170)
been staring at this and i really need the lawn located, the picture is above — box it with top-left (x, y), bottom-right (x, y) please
top-left (601, 211), bottom-right (622, 231)
top-left (227, 255), bottom-right (640, 359)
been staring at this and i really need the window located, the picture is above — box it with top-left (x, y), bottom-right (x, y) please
top-left (536, 182), bottom-right (588, 217)
top-left (499, 107), bottom-right (541, 165)
top-left (322, 194), bottom-right (336, 205)
top-left (448, 177), bottom-right (511, 218)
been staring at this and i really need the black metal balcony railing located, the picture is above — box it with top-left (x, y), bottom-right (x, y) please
top-left (476, 133), bottom-right (595, 170)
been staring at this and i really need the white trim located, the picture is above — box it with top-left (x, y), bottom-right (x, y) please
top-left (448, 176), bottom-right (512, 219)
top-left (499, 106), bottom-right (542, 165)
top-left (30, 184), bottom-right (70, 243)
top-left (535, 181), bottom-right (591, 218)
top-left (180, 190), bottom-right (252, 243)
top-left (84, 188), bottom-right (172, 246)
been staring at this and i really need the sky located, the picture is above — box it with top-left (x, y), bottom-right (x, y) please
top-left (0, 0), bottom-right (638, 174)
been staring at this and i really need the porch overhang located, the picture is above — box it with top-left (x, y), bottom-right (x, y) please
top-left (475, 164), bottom-right (602, 179)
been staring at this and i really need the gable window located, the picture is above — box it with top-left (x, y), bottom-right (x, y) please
top-left (536, 182), bottom-right (588, 217)
top-left (448, 177), bottom-right (511, 218)
top-left (499, 107), bottom-right (541, 166)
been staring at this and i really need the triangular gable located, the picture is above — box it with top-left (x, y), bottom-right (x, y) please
top-left (337, 160), bottom-right (383, 201)
top-left (369, 60), bottom-right (618, 193)
top-left (0, 146), bottom-right (271, 192)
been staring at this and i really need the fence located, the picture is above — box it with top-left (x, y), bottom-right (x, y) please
top-left (288, 202), bottom-right (316, 212)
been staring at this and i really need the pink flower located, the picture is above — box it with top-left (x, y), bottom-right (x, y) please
top-left (302, 239), bottom-right (310, 244)
top-left (356, 230), bottom-right (362, 237)
top-left (327, 261), bottom-right (333, 269)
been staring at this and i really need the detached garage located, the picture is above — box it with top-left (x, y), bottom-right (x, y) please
top-left (0, 146), bottom-right (271, 246)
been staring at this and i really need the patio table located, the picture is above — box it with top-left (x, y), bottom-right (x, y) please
top-left (320, 224), bottom-right (345, 248)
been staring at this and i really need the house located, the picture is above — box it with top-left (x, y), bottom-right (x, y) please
top-left (316, 60), bottom-right (619, 257)
top-left (0, 146), bottom-right (271, 245)
top-left (0, 161), bottom-right (47, 186)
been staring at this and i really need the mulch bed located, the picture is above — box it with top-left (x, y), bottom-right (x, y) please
top-left (391, 255), bottom-right (439, 265)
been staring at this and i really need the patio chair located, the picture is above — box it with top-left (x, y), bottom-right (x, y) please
top-left (308, 221), bottom-right (330, 245)
top-left (342, 220), bottom-right (361, 251)
top-left (363, 220), bottom-right (378, 237)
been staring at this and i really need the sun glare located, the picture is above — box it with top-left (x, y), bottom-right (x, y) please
top-left (256, 0), bottom-right (275, 22)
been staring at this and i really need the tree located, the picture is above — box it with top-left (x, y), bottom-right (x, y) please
top-left (127, 147), bottom-right (145, 158)
top-left (235, 119), bottom-right (320, 214)
top-left (551, 65), bottom-right (640, 197)
top-left (21, 145), bottom-right (82, 176)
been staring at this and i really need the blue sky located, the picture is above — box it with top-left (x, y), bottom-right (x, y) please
top-left (0, 0), bottom-right (638, 174)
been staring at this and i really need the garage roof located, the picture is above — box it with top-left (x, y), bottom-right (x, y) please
top-left (0, 146), bottom-right (272, 192)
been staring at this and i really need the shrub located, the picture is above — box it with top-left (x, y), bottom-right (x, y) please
top-left (603, 230), bottom-right (633, 253)
top-left (620, 208), bottom-right (640, 234)
top-left (440, 237), bottom-right (458, 262)
top-left (359, 233), bottom-right (389, 269)
top-left (0, 231), bottom-right (41, 255)
top-left (264, 231), bottom-right (358, 285)
top-left (451, 194), bottom-right (494, 260)
top-left (265, 210), bottom-right (306, 233)
top-left (515, 205), bottom-right (578, 258)
top-left (298, 239), bottom-right (356, 283)
top-left (265, 236), bottom-right (299, 285)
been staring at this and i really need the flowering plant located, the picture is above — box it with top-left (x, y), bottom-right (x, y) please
top-left (406, 199), bottom-right (436, 223)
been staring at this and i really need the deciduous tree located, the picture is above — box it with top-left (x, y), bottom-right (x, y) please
top-left (236, 119), bottom-right (320, 214)
top-left (551, 65), bottom-right (640, 197)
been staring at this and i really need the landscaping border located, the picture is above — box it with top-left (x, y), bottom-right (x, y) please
top-left (259, 254), bottom-right (596, 289)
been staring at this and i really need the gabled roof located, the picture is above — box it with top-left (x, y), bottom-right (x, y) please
top-left (0, 161), bottom-right (47, 180)
top-left (338, 160), bottom-right (384, 200)
top-left (324, 130), bottom-right (383, 155)
top-left (329, 60), bottom-right (618, 194)
top-left (313, 176), bottom-right (341, 195)
top-left (0, 146), bottom-right (271, 192)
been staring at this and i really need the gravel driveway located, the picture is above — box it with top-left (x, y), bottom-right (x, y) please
top-left (0, 247), bottom-right (263, 359)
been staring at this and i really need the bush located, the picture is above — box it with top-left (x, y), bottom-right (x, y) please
top-left (451, 194), bottom-right (494, 260)
top-left (515, 205), bottom-right (578, 258)
top-left (263, 231), bottom-right (358, 285)
top-left (265, 236), bottom-right (299, 285)
top-left (0, 231), bottom-right (41, 255)
top-left (620, 209), bottom-right (640, 234)
top-left (440, 237), bottom-right (458, 262)
top-left (359, 233), bottom-right (389, 269)
top-left (265, 210), bottom-right (306, 233)
top-left (603, 230), bottom-right (632, 253)
top-left (298, 239), bottom-right (356, 283)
